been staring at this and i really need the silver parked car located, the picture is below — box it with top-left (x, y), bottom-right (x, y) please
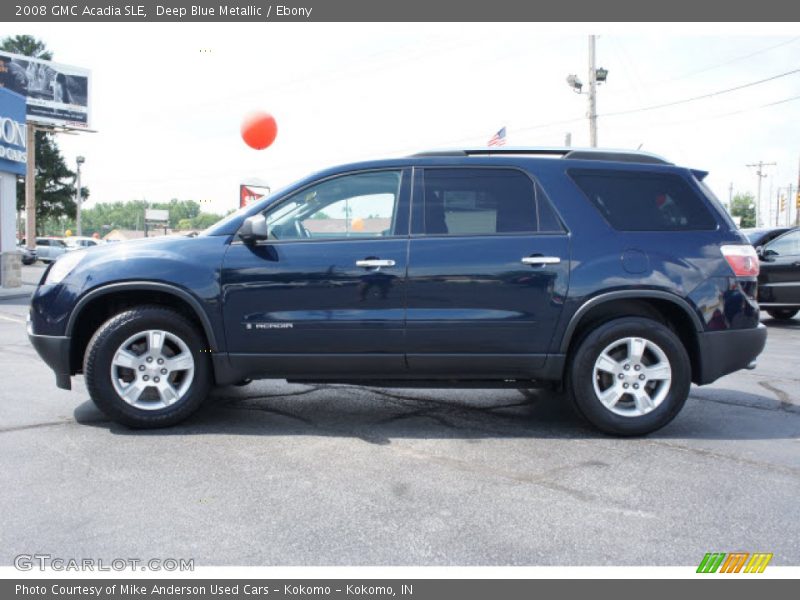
top-left (33, 237), bottom-right (68, 263)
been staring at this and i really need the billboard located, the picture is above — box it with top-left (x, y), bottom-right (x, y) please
top-left (0, 50), bottom-right (90, 130)
top-left (0, 87), bottom-right (27, 176)
top-left (240, 183), bottom-right (270, 208)
top-left (145, 209), bottom-right (169, 222)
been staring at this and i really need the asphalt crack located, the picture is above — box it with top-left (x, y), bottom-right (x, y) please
top-left (758, 380), bottom-right (798, 412)
top-left (0, 419), bottom-right (74, 434)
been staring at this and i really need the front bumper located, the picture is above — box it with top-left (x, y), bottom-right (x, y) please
top-left (28, 322), bottom-right (72, 390)
top-left (695, 323), bottom-right (767, 385)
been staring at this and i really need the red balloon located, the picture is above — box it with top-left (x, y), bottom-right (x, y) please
top-left (241, 111), bottom-right (278, 150)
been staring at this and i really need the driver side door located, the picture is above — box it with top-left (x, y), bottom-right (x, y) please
top-left (220, 168), bottom-right (411, 378)
top-left (759, 229), bottom-right (800, 305)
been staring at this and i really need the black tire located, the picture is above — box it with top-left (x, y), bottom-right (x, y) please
top-left (83, 305), bottom-right (211, 428)
top-left (766, 308), bottom-right (798, 321)
top-left (567, 317), bottom-right (691, 436)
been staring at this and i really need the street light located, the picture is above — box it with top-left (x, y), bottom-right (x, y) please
top-left (75, 156), bottom-right (85, 236)
top-left (566, 74), bottom-right (583, 93)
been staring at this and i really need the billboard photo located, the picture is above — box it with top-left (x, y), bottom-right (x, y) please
top-left (0, 50), bottom-right (90, 129)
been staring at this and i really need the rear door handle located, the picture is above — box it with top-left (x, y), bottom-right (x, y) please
top-left (356, 259), bottom-right (396, 268)
top-left (521, 256), bottom-right (561, 265)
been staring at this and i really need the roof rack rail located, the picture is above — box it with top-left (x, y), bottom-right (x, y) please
top-left (410, 147), bottom-right (672, 165)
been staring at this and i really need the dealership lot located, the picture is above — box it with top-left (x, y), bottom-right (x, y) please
top-left (1, 265), bottom-right (798, 566)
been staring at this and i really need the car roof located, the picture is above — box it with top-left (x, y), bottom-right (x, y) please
top-left (741, 226), bottom-right (797, 246)
top-left (409, 146), bottom-right (673, 165)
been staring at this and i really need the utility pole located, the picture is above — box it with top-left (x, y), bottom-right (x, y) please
top-left (787, 183), bottom-right (794, 227)
top-left (566, 37), bottom-right (606, 148)
top-left (796, 155), bottom-right (800, 226)
top-left (768, 177), bottom-right (774, 226)
top-left (565, 132), bottom-right (572, 147)
top-left (588, 35), bottom-right (598, 147)
top-left (728, 182), bottom-right (733, 213)
top-left (24, 125), bottom-right (36, 249)
top-left (75, 156), bottom-right (85, 236)
top-left (746, 161), bottom-right (776, 228)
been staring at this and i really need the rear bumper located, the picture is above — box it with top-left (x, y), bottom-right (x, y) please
top-left (695, 323), bottom-right (767, 385)
top-left (28, 323), bottom-right (72, 390)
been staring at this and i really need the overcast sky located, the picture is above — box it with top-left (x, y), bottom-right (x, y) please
top-left (11, 22), bottom-right (800, 225)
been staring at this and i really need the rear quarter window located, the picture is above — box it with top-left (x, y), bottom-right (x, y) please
top-left (569, 169), bottom-right (717, 231)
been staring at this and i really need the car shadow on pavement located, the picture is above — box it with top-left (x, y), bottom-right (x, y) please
top-left (73, 380), bottom-right (800, 442)
top-left (761, 316), bottom-right (800, 330)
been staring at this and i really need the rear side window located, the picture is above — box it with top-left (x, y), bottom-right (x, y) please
top-left (569, 170), bottom-right (717, 231)
top-left (421, 168), bottom-right (563, 235)
top-left (765, 230), bottom-right (800, 257)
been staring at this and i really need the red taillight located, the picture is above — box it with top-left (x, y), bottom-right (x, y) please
top-left (720, 244), bottom-right (760, 277)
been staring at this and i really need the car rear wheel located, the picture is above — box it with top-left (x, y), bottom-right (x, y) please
top-left (766, 308), bottom-right (798, 321)
top-left (84, 306), bottom-right (211, 428)
top-left (568, 317), bottom-right (691, 436)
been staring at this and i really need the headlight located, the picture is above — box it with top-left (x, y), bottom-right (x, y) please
top-left (45, 250), bottom-right (87, 285)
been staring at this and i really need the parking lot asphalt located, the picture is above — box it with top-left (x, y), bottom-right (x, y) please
top-left (1, 264), bottom-right (798, 566)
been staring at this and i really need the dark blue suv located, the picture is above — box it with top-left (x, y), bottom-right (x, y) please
top-left (28, 148), bottom-right (767, 435)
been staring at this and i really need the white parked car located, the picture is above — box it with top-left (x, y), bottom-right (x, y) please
top-left (65, 236), bottom-right (105, 251)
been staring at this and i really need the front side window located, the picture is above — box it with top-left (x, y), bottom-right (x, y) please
top-left (420, 168), bottom-right (561, 236)
top-left (570, 170), bottom-right (717, 231)
top-left (265, 170), bottom-right (402, 241)
top-left (765, 230), bottom-right (800, 257)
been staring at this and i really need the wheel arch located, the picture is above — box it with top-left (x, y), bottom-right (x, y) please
top-left (66, 282), bottom-right (219, 375)
top-left (560, 290), bottom-right (704, 384)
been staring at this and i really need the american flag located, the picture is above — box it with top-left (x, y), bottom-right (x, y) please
top-left (487, 126), bottom-right (507, 147)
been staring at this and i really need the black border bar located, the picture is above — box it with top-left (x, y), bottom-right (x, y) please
top-left (3, 0), bottom-right (800, 22)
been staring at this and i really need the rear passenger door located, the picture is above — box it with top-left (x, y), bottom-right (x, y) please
top-left (405, 167), bottom-right (570, 377)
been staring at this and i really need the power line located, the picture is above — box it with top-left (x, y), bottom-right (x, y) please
top-left (663, 36), bottom-right (800, 82)
top-left (606, 93), bottom-right (800, 132)
top-left (600, 67), bottom-right (800, 118)
top-left (607, 36), bottom-right (800, 96)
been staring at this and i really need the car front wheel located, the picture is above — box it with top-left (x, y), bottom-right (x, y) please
top-left (568, 317), bottom-right (691, 436)
top-left (83, 306), bottom-right (211, 428)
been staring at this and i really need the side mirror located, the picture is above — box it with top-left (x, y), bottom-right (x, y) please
top-left (755, 245), bottom-right (764, 258)
top-left (238, 214), bottom-right (268, 243)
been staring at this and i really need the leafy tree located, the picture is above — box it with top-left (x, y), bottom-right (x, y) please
top-left (1, 35), bottom-right (52, 60)
top-left (79, 200), bottom-right (148, 233)
top-left (79, 200), bottom-right (222, 235)
top-left (146, 198), bottom-right (199, 227)
top-left (1, 35), bottom-right (88, 234)
top-left (190, 213), bottom-right (221, 229)
top-left (731, 192), bottom-right (756, 228)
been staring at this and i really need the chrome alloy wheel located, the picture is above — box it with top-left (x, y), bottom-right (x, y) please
top-left (592, 336), bottom-right (672, 417)
top-left (110, 330), bottom-right (195, 410)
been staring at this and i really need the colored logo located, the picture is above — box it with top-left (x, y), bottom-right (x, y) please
top-left (697, 552), bottom-right (773, 573)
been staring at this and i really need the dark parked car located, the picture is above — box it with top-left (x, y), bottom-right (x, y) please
top-left (28, 148), bottom-right (767, 435)
top-left (743, 226), bottom-right (800, 321)
top-left (17, 243), bottom-right (37, 265)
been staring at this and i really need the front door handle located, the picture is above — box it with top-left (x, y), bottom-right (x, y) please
top-left (521, 256), bottom-right (561, 266)
top-left (356, 259), bottom-right (396, 268)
